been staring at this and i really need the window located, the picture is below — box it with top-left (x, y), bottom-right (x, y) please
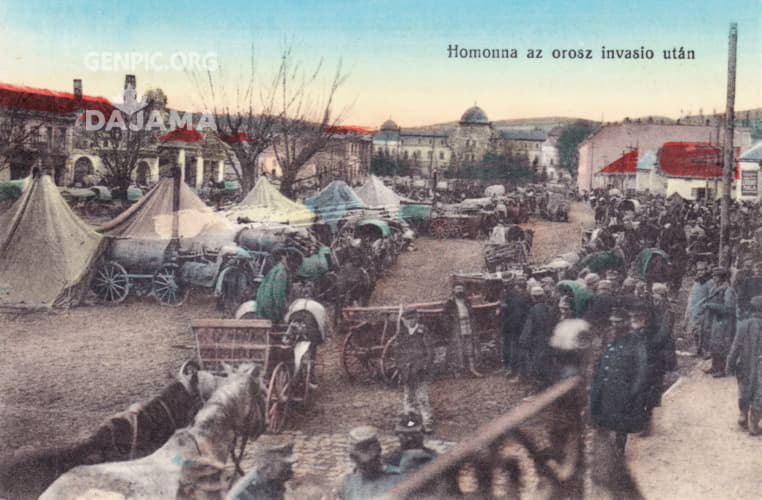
top-left (439, 151), bottom-right (445, 160)
top-left (427, 151), bottom-right (433, 160)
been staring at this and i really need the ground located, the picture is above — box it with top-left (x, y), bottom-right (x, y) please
top-left (1, 201), bottom-right (743, 499)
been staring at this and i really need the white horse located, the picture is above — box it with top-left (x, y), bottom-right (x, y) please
top-left (40, 364), bottom-right (267, 500)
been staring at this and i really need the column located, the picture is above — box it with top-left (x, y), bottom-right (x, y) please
top-left (177, 149), bottom-right (186, 182)
top-left (216, 159), bottom-right (225, 183)
top-left (195, 156), bottom-right (204, 189)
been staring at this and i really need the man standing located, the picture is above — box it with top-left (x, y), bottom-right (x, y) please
top-left (703, 267), bottom-right (737, 376)
top-left (500, 276), bottom-right (532, 378)
top-left (590, 299), bottom-right (651, 451)
top-left (394, 308), bottom-right (435, 433)
top-left (519, 286), bottom-right (558, 386)
top-left (726, 295), bottom-right (762, 433)
top-left (445, 284), bottom-right (482, 377)
top-left (683, 261), bottom-right (712, 357)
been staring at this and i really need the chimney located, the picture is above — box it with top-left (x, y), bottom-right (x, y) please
top-left (73, 79), bottom-right (82, 99)
top-left (124, 74), bottom-right (136, 90)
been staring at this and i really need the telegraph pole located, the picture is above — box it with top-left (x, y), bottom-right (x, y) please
top-left (719, 22), bottom-right (737, 267)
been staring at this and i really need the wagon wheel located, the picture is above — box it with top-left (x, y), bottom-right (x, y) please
top-left (429, 218), bottom-right (449, 239)
top-left (266, 362), bottom-right (291, 433)
top-left (291, 357), bottom-right (314, 408)
top-left (341, 326), bottom-right (383, 383)
top-left (91, 261), bottom-right (130, 303)
top-left (380, 335), bottom-right (402, 387)
top-left (152, 264), bottom-right (189, 306)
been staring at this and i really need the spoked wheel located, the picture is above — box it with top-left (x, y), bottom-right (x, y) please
top-left (429, 218), bottom-right (449, 239)
top-left (152, 264), bottom-right (189, 306)
top-left (266, 362), bottom-right (291, 433)
top-left (340, 326), bottom-right (384, 383)
top-left (91, 261), bottom-right (130, 303)
top-left (290, 357), bottom-right (314, 409)
top-left (380, 335), bottom-right (402, 387)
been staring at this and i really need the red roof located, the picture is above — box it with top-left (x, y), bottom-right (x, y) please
top-left (600, 149), bottom-right (638, 174)
top-left (322, 125), bottom-right (375, 135)
top-left (659, 142), bottom-right (739, 179)
top-left (0, 82), bottom-right (115, 116)
top-left (218, 131), bottom-right (249, 144)
top-left (158, 125), bottom-right (203, 142)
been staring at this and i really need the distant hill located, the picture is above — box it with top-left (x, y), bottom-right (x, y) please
top-left (403, 109), bottom-right (762, 132)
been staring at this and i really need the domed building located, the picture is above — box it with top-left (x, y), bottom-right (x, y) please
top-left (372, 104), bottom-right (552, 178)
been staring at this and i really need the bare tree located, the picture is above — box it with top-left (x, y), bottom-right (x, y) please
top-left (272, 50), bottom-right (348, 198)
top-left (74, 94), bottom-right (154, 196)
top-left (189, 44), bottom-right (349, 198)
top-left (0, 91), bottom-right (57, 176)
top-left (189, 47), bottom-right (281, 195)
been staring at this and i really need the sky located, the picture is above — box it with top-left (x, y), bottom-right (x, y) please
top-left (0, 0), bottom-right (760, 127)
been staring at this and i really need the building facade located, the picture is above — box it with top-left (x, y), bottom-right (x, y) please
top-left (577, 121), bottom-right (753, 193)
top-left (372, 105), bottom-right (558, 178)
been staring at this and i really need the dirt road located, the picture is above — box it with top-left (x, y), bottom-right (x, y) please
top-left (628, 361), bottom-right (762, 499)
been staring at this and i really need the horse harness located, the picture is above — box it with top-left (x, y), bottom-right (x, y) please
top-left (108, 396), bottom-right (181, 460)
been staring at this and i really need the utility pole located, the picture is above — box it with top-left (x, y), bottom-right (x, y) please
top-left (719, 22), bottom-right (737, 267)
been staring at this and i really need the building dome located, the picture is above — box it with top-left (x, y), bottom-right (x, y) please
top-left (459, 105), bottom-right (490, 125)
top-left (380, 119), bottom-right (399, 131)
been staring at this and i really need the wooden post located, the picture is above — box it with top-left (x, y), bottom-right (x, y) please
top-left (719, 22), bottom-right (737, 267)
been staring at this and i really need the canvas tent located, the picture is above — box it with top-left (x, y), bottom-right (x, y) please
top-left (0, 173), bottom-right (103, 308)
top-left (303, 180), bottom-right (366, 229)
top-left (226, 177), bottom-right (315, 227)
top-left (354, 175), bottom-right (407, 215)
top-left (99, 176), bottom-right (239, 252)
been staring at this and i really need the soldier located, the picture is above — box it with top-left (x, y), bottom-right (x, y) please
top-left (387, 412), bottom-right (437, 474)
top-left (445, 284), bottom-right (482, 377)
top-left (726, 295), bottom-right (762, 433)
top-left (703, 267), bottom-right (737, 376)
top-left (500, 275), bottom-right (532, 378)
top-left (395, 308), bottom-right (435, 432)
top-left (339, 426), bottom-right (398, 500)
top-left (519, 286), bottom-right (558, 386)
top-left (226, 443), bottom-right (297, 500)
top-left (684, 261), bottom-right (713, 357)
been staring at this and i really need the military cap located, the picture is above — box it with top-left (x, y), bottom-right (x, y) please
top-left (605, 269), bottom-right (621, 280)
top-left (401, 308), bottom-right (419, 318)
top-left (712, 266), bottom-right (729, 277)
top-left (251, 442), bottom-right (297, 463)
top-left (584, 273), bottom-right (601, 286)
top-left (530, 286), bottom-right (545, 296)
top-left (596, 280), bottom-right (613, 291)
top-left (349, 425), bottom-right (380, 446)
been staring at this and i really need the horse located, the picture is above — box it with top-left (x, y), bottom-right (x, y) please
top-left (39, 363), bottom-right (267, 500)
top-left (0, 360), bottom-right (209, 500)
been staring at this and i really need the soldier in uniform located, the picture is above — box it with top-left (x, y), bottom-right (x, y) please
top-left (226, 443), bottom-right (297, 500)
top-left (500, 275), bottom-right (532, 378)
top-left (726, 295), bottom-right (762, 433)
top-left (703, 267), bottom-right (737, 376)
top-left (395, 308), bottom-right (435, 432)
top-left (338, 426), bottom-right (398, 500)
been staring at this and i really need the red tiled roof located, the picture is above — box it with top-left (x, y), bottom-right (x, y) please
top-left (658, 142), bottom-right (739, 179)
top-left (600, 149), bottom-right (638, 174)
top-left (322, 125), bottom-right (375, 135)
top-left (218, 131), bottom-right (249, 144)
top-left (158, 125), bottom-right (203, 142)
top-left (0, 82), bottom-right (115, 115)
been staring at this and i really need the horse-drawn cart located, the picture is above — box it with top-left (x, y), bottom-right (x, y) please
top-left (339, 296), bottom-right (500, 385)
top-left (191, 318), bottom-right (315, 434)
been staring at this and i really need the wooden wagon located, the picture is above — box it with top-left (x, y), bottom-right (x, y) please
top-left (429, 212), bottom-right (493, 239)
top-left (191, 318), bottom-right (314, 434)
top-left (339, 298), bottom-right (501, 385)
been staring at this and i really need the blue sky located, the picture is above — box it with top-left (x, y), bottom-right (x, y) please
top-left (1, 0), bottom-right (759, 126)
